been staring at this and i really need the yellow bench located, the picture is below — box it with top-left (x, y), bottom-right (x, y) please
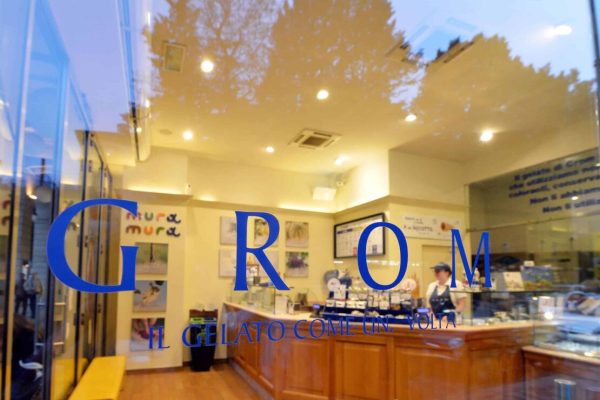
top-left (69, 356), bottom-right (126, 400)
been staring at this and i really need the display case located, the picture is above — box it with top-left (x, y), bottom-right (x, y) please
top-left (531, 290), bottom-right (600, 359)
top-left (459, 289), bottom-right (558, 326)
top-left (228, 284), bottom-right (310, 315)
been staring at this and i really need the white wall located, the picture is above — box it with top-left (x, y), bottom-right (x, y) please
top-left (388, 151), bottom-right (466, 205)
top-left (334, 152), bottom-right (389, 211)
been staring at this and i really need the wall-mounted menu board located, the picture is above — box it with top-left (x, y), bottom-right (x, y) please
top-left (334, 213), bottom-right (385, 259)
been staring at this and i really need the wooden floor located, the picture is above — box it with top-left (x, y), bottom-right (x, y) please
top-left (120, 362), bottom-right (261, 399)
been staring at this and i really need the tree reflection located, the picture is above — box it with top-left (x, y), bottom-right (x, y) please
top-left (145, 0), bottom-right (595, 160)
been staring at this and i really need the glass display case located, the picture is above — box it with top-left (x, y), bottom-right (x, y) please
top-left (459, 289), bottom-right (558, 326)
top-left (228, 284), bottom-right (310, 315)
top-left (532, 290), bottom-right (600, 359)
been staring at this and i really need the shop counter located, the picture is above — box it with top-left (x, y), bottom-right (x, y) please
top-left (523, 346), bottom-right (600, 399)
top-left (223, 302), bottom-right (534, 400)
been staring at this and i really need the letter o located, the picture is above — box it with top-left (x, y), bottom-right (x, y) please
top-left (267, 321), bottom-right (285, 342)
top-left (309, 319), bottom-right (326, 339)
top-left (357, 221), bottom-right (408, 290)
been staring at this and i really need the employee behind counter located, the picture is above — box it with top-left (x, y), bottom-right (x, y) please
top-left (426, 262), bottom-right (467, 315)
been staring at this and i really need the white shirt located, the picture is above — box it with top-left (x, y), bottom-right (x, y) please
top-left (426, 279), bottom-right (467, 308)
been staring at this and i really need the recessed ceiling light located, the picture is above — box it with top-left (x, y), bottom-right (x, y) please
top-left (136, 127), bottom-right (142, 134)
top-left (144, 99), bottom-right (151, 108)
top-left (571, 196), bottom-right (579, 201)
top-left (553, 24), bottom-right (572, 36)
top-left (335, 155), bottom-right (348, 166)
top-left (316, 89), bottom-right (329, 101)
top-left (200, 59), bottom-right (215, 73)
top-left (480, 129), bottom-right (494, 142)
top-left (182, 130), bottom-right (194, 141)
top-left (405, 113), bottom-right (417, 122)
top-left (28, 194), bottom-right (38, 200)
top-left (265, 146), bottom-right (275, 153)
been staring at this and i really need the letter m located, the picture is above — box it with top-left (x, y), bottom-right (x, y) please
top-left (125, 225), bottom-right (141, 234)
top-left (450, 229), bottom-right (491, 288)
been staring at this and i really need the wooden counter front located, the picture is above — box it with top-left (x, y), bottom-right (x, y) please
top-left (224, 303), bottom-right (533, 400)
top-left (523, 346), bottom-right (600, 400)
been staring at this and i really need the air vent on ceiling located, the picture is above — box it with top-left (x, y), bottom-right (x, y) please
top-left (289, 129), bottom-right (340, 149)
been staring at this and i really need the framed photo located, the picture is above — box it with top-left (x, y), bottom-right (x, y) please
top-left (285, 221), bottom-right (309, 248)
top-left (130, 318), bottom-right (165, 351)
top-left (133, 280), bottom-right (167, 312)
top-left (136, 242), bottom-right (168, 275)
top-left (254, 218), bottom-right (277, 246)
top-left (219, 248), bottom-right (238, 277)
top-left (285, 251), bottom-right (309, 277)
top-left (247, 250), bottom-right (279, 277)
top-left (220, 216), bottom-right (237, 245)
top-left (334, 213), bottom-right (385, 259)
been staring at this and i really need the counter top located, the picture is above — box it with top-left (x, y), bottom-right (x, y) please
top-left (523, 345), bottom-right (600, 366)
top-left (223, 301), bottom-right (535, 333)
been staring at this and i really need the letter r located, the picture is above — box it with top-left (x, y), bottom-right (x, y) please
top-left (47, 199), bottom-right (138, 293)
top-left (234, 211), bottom-right (288, 291)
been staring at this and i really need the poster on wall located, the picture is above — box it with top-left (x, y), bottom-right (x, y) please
top-left (130, 318), bottom-right (165, 351)
top-left (133, 280), bottom-right (167, 312)
top-left (219, 248), bottom-right (237, 277)
top-left (285, 251), bottom-right (309, 277)
top-left (285, 221), bottom-right (309, 248)
top-left (136, 242), bottom-right (168, 275)
top-left (247, 250), bottom-right (279, 277)
top-left (220, 216), bottom-right (237, 245)
top-left (254, 218), bottom-right (278, 246)
top-left (334, 213), bottom-right (385, 258)
top-left (401, 214), bottom-right (461, 240)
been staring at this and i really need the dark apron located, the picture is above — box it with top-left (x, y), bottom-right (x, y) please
top-left (429, 285), bottom-right (455, 315)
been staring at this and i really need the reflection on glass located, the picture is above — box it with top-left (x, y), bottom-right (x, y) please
top-left (78, 140), bottom-right (103, 370)
top-left (10, 1), bottom-right (67, 397)
top-left (51, 84), bottom-right (85, 400)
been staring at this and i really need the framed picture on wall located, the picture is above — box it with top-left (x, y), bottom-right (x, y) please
top-left (220, 216), bottom-right (237, 245)
top-left (130, 318), bottom-right (165, 351)
top-left (133, 280), bottom-right (167, 312)
top-left (285, 251), bottom-right (309, 277)
top-left (219, 248), bottom-right (237, 277)
top-left (135, 242), bottom-right (168, 275)
top-left (285, 221), bottom-right (309, 248)
top-left (334, 213), bottom-right (385, 258)
top-left (247, 250), bottom-right (279, 277)
top-left (254, 218), bottom-right (278, 246)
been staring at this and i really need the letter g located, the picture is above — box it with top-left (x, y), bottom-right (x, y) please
top-left (47, 199), bottom-right (138, 293)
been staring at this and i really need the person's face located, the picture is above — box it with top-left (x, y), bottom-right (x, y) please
top-left (435, 270), bottom-right (450, 284)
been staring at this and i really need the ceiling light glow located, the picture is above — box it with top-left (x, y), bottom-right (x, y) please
top-left (265, 146), bottom-right (275, 153)
top-left (183, 130), bottom-right (194, 141)
top-left (335, 155), bottom-right (348, 166)
top-left (200, 59), bottom-right (215, 73)
top-left (316, 89), bottom-right (329, 100)
top-left (480, 129), bottom-right (494, 142)
top-left (405, 113), bottom-right (417, 122)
